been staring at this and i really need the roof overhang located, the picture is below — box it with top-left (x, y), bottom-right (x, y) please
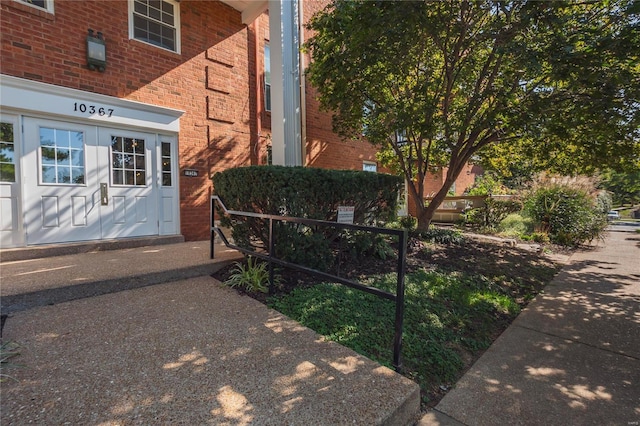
top-left (220, 0), bottom-right (268, 25)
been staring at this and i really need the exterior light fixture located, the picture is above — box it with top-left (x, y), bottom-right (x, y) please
top-left (87, 29), bottom-right (106, 72)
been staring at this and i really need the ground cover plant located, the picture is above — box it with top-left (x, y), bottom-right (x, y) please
top-left (215, 230), bottom-right (563, 408)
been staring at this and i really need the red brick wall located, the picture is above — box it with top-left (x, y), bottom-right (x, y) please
top-left (0, 0), bottom-right (255, 241)
top-left (301, 1), bottom-right (380, 171)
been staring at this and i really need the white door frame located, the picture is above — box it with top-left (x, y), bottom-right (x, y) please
top-left (0, 75), bottom-right (183, 247)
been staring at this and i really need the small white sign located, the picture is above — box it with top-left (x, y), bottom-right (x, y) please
top-left (337, 206), bottom-right (355, 224)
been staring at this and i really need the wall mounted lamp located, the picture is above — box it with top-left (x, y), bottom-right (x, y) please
top-left (87, 29), bottom-right (106, 72)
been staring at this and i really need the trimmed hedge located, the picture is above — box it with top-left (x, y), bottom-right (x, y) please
top-left (213, 166), bottom-right (402, 269)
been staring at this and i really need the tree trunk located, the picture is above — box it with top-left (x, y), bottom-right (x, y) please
top-left (415, 184), bottom-right (451, 231)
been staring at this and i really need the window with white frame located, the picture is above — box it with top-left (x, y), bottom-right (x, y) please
top-left (264, 44), bottom-right (271, 111)
top-left (394, 129), bottom-right (408, 147)
top-left (16, 0), bottom-right (54, 13)
top-left (363, 161), bottom-right (377, 173)
top-left (0, 122), bottom-right (16, 182)
top-left (130, 0), bottom-right (180, 53)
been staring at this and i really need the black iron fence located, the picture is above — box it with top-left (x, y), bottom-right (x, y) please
top-left (210, 196), bottom-right (408, 372)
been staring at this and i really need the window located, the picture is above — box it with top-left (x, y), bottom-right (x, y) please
top-left (131, 0), bottom-right (180, 53)
top-left (0, 122), bottom-right (16, 182)
top-left (394, 130), bottom-right (408, 147)
top-left (39, 127), bottom-right (85, 185)
top-left (16, 0), bottom-right (54, 13)
top-left (264, 44), bottom-right (271, 111)
top-left (111, 136), bottom-right (146, 186)
top-left (363, 161), bottom-right (377, 173)
top-left (161, 142), bottom-right (172, 186)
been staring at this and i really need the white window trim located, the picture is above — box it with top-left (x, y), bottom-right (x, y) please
top-left (363, 161), bottom-right (377, 173)
top-left (264, 44), bottom-right (271, 112)
top-left (15, 0), bottom-right (54, 13)
top-left (128, 0), bottom-right (181, 54)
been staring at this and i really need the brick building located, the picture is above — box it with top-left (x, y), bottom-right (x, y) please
top-left (0, 0), bottom-right (477, 249)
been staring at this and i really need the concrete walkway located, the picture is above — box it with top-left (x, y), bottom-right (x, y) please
top-left (0, 240), bottom-right (420, 425)
top-left (421, 224), bottom-right (640, 425)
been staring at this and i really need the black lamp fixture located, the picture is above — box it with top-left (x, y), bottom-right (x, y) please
top-left (87, 29), bottom-right (106, 72)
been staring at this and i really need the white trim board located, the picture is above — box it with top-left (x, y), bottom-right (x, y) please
top-left (0, 75), bottom-right (184, 133)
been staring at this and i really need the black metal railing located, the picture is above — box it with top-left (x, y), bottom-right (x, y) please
top-left (210, 196), bottom-right (408, 372)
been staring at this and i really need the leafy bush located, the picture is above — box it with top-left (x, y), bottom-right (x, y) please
top-left (415, 227), bottom-right (465, 245)
top-left (524, 185), bottom-right (607, 246)
top-left (342, 231), bottom-right (395, 260)
top-left (224, 256), bottom-right (278, 293)
top-left (213, 166), bottom-right (402, 270)
top-left (465, 173), bottom-right (510, 196)
top-left (498, 213), bottom-right (534, 238)
top-left (398, 215), bottom-right (417, 230)
top-left (464, 198), bottom-right (523, 229)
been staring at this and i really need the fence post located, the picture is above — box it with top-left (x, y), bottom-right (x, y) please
top-left (269, 217), bottom-right (275, 288)
top-left (210, 196), bottom-right (215, 259)
top-left (393, 229), bottom-right (408, 372)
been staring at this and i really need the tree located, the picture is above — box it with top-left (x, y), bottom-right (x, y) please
top-left (600, 169), bottom-right (640, 205)
top-left (305, 0), bottom-right (639, 230)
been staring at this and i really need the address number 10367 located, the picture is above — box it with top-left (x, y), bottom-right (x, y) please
top-left (73, 102), bottom-right (114, 117)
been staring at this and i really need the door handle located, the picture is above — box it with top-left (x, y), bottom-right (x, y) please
top-left (100, 183), bottom-right (108, 205)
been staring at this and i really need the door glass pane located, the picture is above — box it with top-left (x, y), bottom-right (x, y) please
top-left (39, 127), bottom-right (85, 185)
top-left (71, 150), bottom-right (84, 167)
top-left (1, 122), bottom-right (16, 182)
top-left (42, 166), bottom-right (56, 183)
top-left (111, 136), bottom-right (147, 186)
top-left (161, 142), bottom-right (172, 186)
top-left (57, 167), bottom-right (71, 184)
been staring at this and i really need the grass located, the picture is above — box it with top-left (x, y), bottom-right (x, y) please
top-left (268, 264), bottom-right (536, 406)
top-left (0, 341), bottom-right (21, 382)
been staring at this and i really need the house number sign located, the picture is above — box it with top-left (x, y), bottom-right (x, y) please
top-left (73, 102), bottom-right (115, 117)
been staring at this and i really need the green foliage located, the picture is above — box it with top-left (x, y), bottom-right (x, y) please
top-left (498, 213), bottom-right (535, 238)
top-left (398, 215), bottom-right (417, 230)
top-left (524, 185), bottom-right (608, 246)
top-left (224, 256), bottom-right (277, 294)
top-left (342, 231), bottom-right (395, 261)
top-left (213, 166), bottom-right (402, 270)
top-left (306, 0), bottom-right (639, 229)
top-left (268, 269), bottom-right (521, 390)
top-left (464, 198), bottom-right (524, 229)
top-left (599, 170), bottom-right (640, 206)
top-left (0, 341), bottom-right (21, 382)
top-left (465, 174), bottom-right (510, 196)
top-left (414, 227), bottom-right (465, 245)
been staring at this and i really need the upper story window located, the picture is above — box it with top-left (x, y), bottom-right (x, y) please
top-left (363, 161), bottom-right (377, 173)
top-left (130, 0), bottom-right (180, 53)
top-left (16, 0), bottom-right (54, 13)
top-left (264, 44), bottom-right (271, 111)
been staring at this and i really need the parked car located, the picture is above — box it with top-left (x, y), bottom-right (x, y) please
top-left (607, 210), bottom-right (620, 221)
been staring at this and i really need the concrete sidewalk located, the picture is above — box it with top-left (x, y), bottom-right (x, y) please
top-left (0, 240), bottom-right (420, 425)
top-left (421, 225), bottom-right (640, 425)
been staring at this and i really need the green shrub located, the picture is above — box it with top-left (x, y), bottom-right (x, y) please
top-left (524, 185), bottom-right (607, 246)
top-left (415, 227), bottom-right (465, 245)
top-left (398, 215), bottom-right (417, 230)
top-left (498, 213), bottom-right (534, 238)
top-left (342, 230), bottom-right (395, 260)
top-left (464, 198), bottom-right (523, 229)
top-left (224, 256), bottom-right (279, 293)
top-left (213, 166), bottom-right (402, 270)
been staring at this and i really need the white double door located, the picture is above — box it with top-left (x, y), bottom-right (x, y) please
top-left (23, 117), bottom-right (161, 245)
